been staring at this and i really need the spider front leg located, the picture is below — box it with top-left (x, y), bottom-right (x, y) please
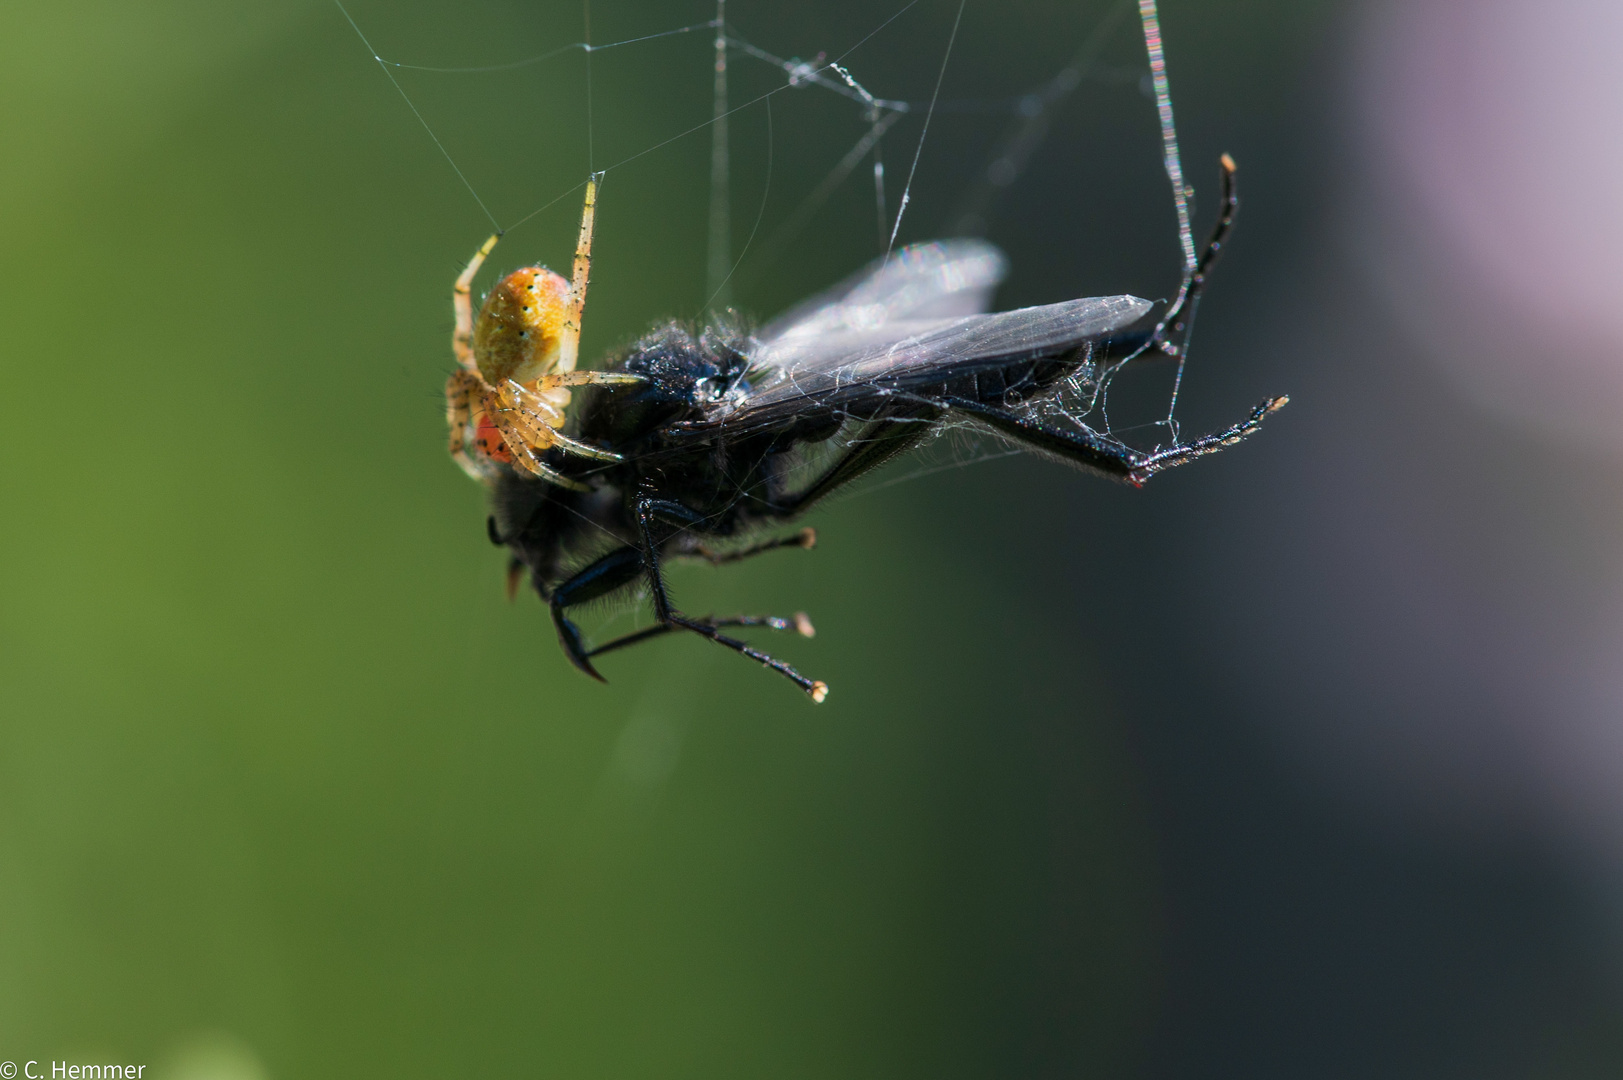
top-left (454, 233), bottom-right (500, 372)
top-left (556, 173), bottom-right (603, 374)
top-left (448, 236), bottom-right (500, 474)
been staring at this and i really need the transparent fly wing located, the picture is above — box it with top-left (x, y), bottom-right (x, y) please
top-left (723, 293), bottom-right (1153, 421)
top-left (756, 239), bottom-right (1008, 348)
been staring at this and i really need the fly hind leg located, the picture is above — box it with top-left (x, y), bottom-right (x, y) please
top-left (941, 393), bottom-right (1286, 486)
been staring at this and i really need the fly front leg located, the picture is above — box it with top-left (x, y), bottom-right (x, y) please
top-left (547, 546), bottom-right (646, 682)
top-left (541, 500), bottom-right (702, 682)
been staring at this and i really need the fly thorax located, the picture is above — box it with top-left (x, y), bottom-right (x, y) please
top-left (473, 267), bottom-right (571, 385)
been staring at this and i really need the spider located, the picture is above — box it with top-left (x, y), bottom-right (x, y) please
top-left (444, 176), bottom-right (643, 491)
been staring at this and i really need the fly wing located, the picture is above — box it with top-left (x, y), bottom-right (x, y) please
top-left (713, 293), bottom-right (1153, 425)
top-left (756, 239), bottom-right (1008, 347)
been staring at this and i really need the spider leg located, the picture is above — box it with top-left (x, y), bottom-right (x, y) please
top-left (557, 173), bottom-right (603, 374)
top-left (486, 395), bottom-right (593, 488)
top-left (496, 379), bottom-right (565, 425)
top-left (489, 412), bottom-right (590, 489)
top-left (507, 446), bottom-right (591, 490)
top-left (454, 234), bottom-right (500, 371)
top-left (445, 369), bottom-right (493, 481)
top-left (500, 380), bottom-right (622, 462)
top-left (497, 406), bottom-right (616, 467)
top-left (540, 428), bottom-right (622, 463)
top-left (546, 370), bottom-right (646, 388)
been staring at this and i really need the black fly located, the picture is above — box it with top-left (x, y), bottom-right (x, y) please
top-left (448, 150), bottom-right (1284, 703)
top-left (433, 0), bottom-right (1288, 702)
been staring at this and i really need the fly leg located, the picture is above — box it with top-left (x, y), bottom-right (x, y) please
top-left (1150, 154), bottom-right (1239, 362)
top-left (940, 394), bottom-right (1286, 486)
top-left (768, 416), bottom-right (939, 516)
top-left (584, 613), bottom-right (816, 661)
top-left (547, 546), bottom-right (646, 682)
top-left (1135, 396), bottom-right (1289, 475)
top-left (937, 396), bottom-right (1146, 481)
top-left (543, 509), bottom-right (825, 699)
top-left (694, 527), bottom-right (818, 564)
top-left (636, 497), bottom-right (828, 702)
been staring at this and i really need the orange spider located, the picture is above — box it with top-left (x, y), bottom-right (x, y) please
top-left (445, 174), bottom-right (642, 489)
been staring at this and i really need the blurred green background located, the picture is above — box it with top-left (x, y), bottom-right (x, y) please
top-left (5, 0), bottom-right (1623, 1076)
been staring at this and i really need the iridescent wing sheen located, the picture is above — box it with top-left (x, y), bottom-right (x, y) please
top-left (755, 239), bottom-right (1010, 346)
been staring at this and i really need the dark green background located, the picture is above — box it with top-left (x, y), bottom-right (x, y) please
top-left (4, 0), bottom-right (1621, 1076)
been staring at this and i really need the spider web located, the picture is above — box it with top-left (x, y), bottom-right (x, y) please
top-left (335, 0), bottom-right (1206, 488)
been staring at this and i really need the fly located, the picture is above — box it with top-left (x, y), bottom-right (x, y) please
top-left (444, 151), bottom-right (1285, 703)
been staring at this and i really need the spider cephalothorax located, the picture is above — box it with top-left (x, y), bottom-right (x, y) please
top-left (445, 174), bottom-right (641, 489)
